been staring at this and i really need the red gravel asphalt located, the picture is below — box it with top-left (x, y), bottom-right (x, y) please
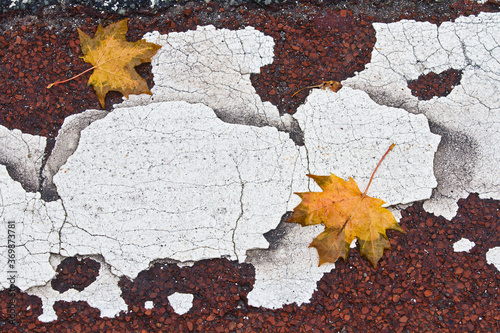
top-left (0, 1), bottom-right (499, 332)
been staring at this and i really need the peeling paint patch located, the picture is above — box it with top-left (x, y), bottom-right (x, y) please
top-left (0, 125), bottom-right (46, 192)
top-left (168, 292), bottom-right (193, 315)
top-left (0, 165), bottom-right (65, 290)
top-left (28, 255), bottom-right (126, 322)
top-left (41, 110), bottom-right (108, 201)
top-left (486, 247), bottom-right (500, 271)
top-left (117, 25), bottom-right (293, 131)
top-left (53, 101), bottom-right (300, 278)
top-left (344, 12), bottom-right (500, 219)
top-left (246, 223), bottom-right (334, 309)
top-left (144, 300), bottom-right (154, 309)
top-left (453, 238), bottom-right (476, 253)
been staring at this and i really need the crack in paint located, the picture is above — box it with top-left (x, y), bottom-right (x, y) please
top-left (232, 161), bottom-right (245, 262)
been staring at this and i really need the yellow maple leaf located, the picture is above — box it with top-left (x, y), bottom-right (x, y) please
top-left (48, 19), bottom-right (161, 108)
top-left (287, 144), bottom-right (405, 267)
top-left (78, 19), bottom-right (161, 107)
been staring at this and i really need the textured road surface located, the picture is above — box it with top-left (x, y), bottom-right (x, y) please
top-left (0, 1), bottom-right (499, 332)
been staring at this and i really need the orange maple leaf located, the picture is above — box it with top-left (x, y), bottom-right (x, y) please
top-left (287, 144), bottom-right (405, 267)
top-left (48, 19), bottom-right (161, 108)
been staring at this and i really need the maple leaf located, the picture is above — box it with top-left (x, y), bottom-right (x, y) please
top-left (48, 19), bottom-right (161, 108)
top-left (287, 144), bottom-right (405, 267)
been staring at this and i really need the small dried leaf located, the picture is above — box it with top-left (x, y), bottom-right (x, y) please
top-left (321, 80), bottom-right (343, 93)
top-left (291, 80), bottom-right (342, 97)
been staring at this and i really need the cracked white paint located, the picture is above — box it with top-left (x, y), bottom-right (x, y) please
top-left (28, 255), bottom-right (126, 322)
top-left (486, 247), bottom-right (500, 271)
top-left (247, 87), bottom-right (439, 308)
top-left (53, 101), bottom-right (300, 278)
top-left (167, 292), bottom-right (193, 315)
top-left (344, 12), bottom-right (500, 219)
top-left (117, 25), bottom-right (294, 131)
top-left (0, 23), bottom-right (460, 319)
top-left (453, 238), bottom-right (475, 253)
top-left (0, 165), bottom-right (65, 290)
top-left (0, 125), bottom-right (46, 192)
top-left (292, 88), bottom-right (440, 205)
top-left (41, 110), bottom-right (108, 199)
top-left (247, 223), bottom-right (334, 309)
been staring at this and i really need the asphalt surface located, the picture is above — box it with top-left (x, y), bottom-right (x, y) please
top-left (0, 1), bottom-right (499, 332)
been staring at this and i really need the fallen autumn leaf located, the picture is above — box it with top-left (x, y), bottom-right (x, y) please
top-left (287, 143), bottom-right (405, 267)
top-left (47, 19), bottom-right (161, 108)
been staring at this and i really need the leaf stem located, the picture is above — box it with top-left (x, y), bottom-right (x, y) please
top-left (46, 65), bottom-right (96, 89)
top-left (337, 143), bottom-right (395, 236)
top-left (362, 143), bottom-right (396, 196)
top-left (291, 83), bottom-right (325, 98)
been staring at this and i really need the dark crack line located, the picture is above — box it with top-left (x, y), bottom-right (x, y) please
top-left (232, 160), bottom-right (245, 262)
